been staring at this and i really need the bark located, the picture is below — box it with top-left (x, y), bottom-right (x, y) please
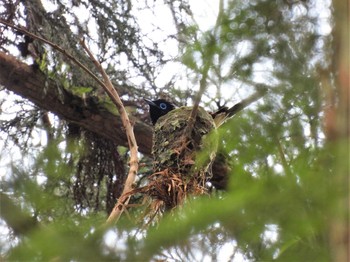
top-left (327, 1), bottom-right (349, 261)
top-left (0, 51), bottom-right (153, 155)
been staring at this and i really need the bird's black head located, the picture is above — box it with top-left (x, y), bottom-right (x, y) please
top-left (144, 99), bottom-right (176, 125)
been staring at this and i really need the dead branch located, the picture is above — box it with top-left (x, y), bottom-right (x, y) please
top-left (80, 40), bottom-right (139, 225)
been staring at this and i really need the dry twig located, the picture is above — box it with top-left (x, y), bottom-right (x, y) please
top-left (79, 40), bottom-right (139, 225)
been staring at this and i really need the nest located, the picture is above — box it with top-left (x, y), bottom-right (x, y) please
top-left (146, 168), bottom-right (207, 210)
top-left (143, 106), bottom-right (217, 213)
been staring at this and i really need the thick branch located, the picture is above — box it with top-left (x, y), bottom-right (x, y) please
top-left (0, 51), bottom-right (153, 155)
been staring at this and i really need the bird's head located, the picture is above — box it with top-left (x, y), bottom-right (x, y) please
top-left (144, 98), bottom-right (176, 125)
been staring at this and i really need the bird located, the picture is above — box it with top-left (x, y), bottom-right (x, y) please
top-left (145, 89), bottom-right (266, 126)
top-left (144, 98), bottom-right (176, 125)
top-left (145, 98), bottom-right (238, 127)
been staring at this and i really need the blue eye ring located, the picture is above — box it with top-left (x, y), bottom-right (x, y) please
top-left (159, 103), bottom-right (167, 110)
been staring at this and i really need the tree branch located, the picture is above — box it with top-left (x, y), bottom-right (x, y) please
top-left (0, 19), bottom-right (105, 89)
top-left (79, 40), bottom-right (139, 225)
top-left (0, 51), bottom-right (153, 155)
top-left (1, 20), bottom-right (142, 224)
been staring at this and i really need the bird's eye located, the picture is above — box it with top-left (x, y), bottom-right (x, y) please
top-left (159, 103), bottom-right (167, 110)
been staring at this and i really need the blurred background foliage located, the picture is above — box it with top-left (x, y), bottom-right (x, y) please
top-left (0, 0), bottom-right (348, 261)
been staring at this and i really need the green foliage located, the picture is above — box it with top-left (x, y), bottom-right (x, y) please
top-left (8, 216), bottom-right (108, 261)
top-left (0, 0), bottom-right (344, 261)
top-left (139, 115), bottom-right (336, 261)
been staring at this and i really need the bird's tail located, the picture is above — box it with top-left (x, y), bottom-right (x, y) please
top-left (213, 87), bottom-right (267, 127)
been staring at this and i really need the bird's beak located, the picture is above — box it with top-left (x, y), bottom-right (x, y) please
top-left (144, 98), bottom-right (158, 108)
